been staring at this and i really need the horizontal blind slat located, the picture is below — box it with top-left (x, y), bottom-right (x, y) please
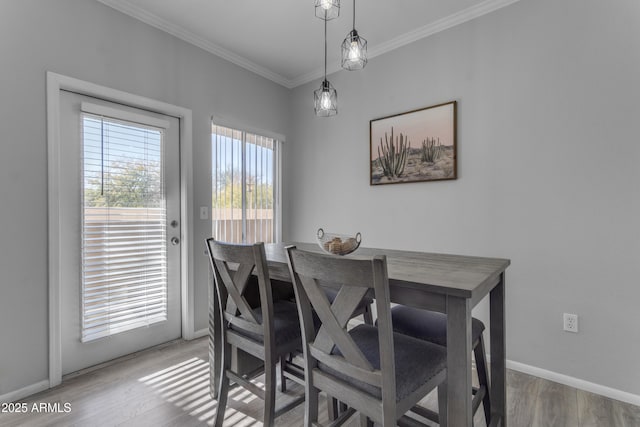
top-left (84, 306), bottom-right (167, 328)
top-left (84, 297), bottom-right (167, 318)
top-left (81, 114), bottom-right (168, 343)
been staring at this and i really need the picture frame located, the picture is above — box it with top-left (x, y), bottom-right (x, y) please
top-left (370, 100), bottom-right (457, 185)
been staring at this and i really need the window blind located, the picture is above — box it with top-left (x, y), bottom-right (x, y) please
top-left (211, 124), bottom-right (276, 244)
top-left (81, 112), bottom-right (167, 342)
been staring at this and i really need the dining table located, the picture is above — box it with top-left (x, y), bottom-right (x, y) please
top-left (208, 241), bottom-right (510, 427)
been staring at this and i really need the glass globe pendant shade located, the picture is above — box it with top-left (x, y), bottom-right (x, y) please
top-left (315, 0), bottom-right (340, 21)
top-left (314, 80), bottom-right (338, 117)
top-left (341, 29), bottom-right (367, 70)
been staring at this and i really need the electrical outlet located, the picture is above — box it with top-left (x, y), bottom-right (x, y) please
top-left (563, 313), bottom-right (578, 333)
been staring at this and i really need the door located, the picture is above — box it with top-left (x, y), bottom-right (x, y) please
top-left (59, 91), bottom-right (182, 375)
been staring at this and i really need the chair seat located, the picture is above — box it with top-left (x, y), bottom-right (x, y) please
top-left (230, 300), bottom-right (302, 351)
top-left (390, 305), bottom-right (485, 346)
top-left (319, 324), bottom-right (446, 401)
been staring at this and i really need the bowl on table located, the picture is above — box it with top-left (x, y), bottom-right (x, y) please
top-left (316, 228), bottom-right (361, 256)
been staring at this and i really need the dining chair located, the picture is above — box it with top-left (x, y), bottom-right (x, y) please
top-left (390, 305), bottom-right (491, 426)
top-left (285, 246), bottom-right (447, 426)
top-left (206, 238), bottom-right (304, 427)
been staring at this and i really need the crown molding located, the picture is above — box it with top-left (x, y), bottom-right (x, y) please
top-left (291, 0), bottom-right (523, 88)
top-left (97, 0), bottom-right (522, 89)
top-left (370, 0), bottom-right (524, 62)
top-left (95, 0), bottom-right (294, 88)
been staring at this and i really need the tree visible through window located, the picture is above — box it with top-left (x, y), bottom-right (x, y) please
top-left (211, 124), bottom-right (278, 244)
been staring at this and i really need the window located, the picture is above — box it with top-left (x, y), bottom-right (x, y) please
top-left (211, 124), bottom-right (280, 244)
top-left (81, 108), bottom-right (168, 342)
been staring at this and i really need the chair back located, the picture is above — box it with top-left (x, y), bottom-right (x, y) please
top-left (206, 238), bottom-right (275, 347)
top-left (285, 246), bottom-right (398, 407)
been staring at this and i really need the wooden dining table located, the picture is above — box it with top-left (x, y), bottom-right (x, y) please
top-left (209, 242), bottom-right (510, 427)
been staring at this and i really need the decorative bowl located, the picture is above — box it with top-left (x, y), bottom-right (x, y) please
top-left (316, 228), bottom-right (362, 256)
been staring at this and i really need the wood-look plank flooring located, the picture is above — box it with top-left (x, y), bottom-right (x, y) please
top-left (2, 337), bottom-right (639, 426)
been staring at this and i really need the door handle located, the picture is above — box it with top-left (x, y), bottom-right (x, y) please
top-left (171, 237), bottom-right (180, 246)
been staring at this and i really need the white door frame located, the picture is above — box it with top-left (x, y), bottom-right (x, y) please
top-left (46, 72), bottom-right (195, 388)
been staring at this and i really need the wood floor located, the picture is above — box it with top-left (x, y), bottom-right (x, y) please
top-left (2, 337), bottom-right (639, 427)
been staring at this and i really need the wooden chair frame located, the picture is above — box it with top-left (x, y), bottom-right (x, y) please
top-left (390, 308), bottom-right (492, 426)
top-left (206, 239), bottom-right (303, 427)
top-left (285, 246), bottom-right (447, 426)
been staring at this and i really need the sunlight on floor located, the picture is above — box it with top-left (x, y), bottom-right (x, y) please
top-left (138, 356), bottom-right (262, 426)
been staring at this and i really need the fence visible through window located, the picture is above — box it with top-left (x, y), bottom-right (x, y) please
top-left (211, 124), bottom-right (276, 244)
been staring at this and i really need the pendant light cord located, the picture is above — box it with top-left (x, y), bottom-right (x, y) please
top-left (324, 19), bottom-right (327, 80)
top-left (353, 0), bottom-right (356, 30)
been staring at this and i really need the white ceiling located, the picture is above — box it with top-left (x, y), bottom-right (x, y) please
top-left (96, 0), bottom-right (521, 88)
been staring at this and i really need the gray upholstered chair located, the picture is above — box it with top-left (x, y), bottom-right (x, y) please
top-left (206, 239), bottom-right (304, 427)
top-left (390, 305), bottom-right (491, 426)
top-left (285, 246), bottom-right (447, 426)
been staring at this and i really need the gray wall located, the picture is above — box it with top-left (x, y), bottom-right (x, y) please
top-left (286, 0), bottom-right (640, 395)
top-left (2, 0), bottom-right (639, 401)
top-left (0, 0), bottom-right (290, 395)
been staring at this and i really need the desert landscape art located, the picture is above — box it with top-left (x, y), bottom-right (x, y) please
top-left (370, 101), bottom-right (457, 185)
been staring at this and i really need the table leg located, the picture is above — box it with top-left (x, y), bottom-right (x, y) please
top-left (490, 273), bottom-right (506, 427)
top-left (447, 295), bottom-right (473, 426)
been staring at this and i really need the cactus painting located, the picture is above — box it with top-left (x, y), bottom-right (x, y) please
top-left (377, 127), bottom-right (410, 178)
top-left (370, 101), bottom-right (457, 185)
top-left (421, 137), bottom-right (442, 163)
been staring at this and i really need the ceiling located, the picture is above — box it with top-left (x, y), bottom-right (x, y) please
top-left (96, 0), bottom-right (521, 88)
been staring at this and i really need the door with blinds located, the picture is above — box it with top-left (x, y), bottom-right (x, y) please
top-left (59, 91), bottom-right (181, 375)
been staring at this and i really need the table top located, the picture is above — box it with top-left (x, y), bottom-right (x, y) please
top-left (264, 242), bottom-right (510, 302)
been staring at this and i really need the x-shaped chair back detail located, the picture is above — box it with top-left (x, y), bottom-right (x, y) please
top-left (285, 246), bottom-right (399, 423)
top-left (206, 238), bottom-right (276, 354)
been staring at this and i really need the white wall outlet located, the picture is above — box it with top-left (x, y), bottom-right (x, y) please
top-left (563, 313), bottom-right (578, 333)
top-left (199, 206), bottom-right (209, 220)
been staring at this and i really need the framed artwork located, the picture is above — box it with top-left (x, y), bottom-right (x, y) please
top-left (370, 100), bottom-right (457, 185)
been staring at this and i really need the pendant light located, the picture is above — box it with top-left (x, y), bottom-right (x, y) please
top-left (315, 0), bottom-right (340, 21)
top-left (314, 19), bottom-right (338, 117)
top-left (341, 0), bottom-right (367, 70)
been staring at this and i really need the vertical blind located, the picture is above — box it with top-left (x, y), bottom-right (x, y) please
top-left (81, 111), bottom-right (168, 342)
top-left (211, 124), bottom-right (276, 244)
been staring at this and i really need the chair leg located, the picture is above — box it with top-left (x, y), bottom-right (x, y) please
top-left (305, 383), bottom-right (319, 427)
top-left (438, 381), bottom-right (447, 427)
top-left (214, 344), bottom-right (231, 427)
top-left (264, 357), bottom-right (277, 427)
top-left (280, 355), bottom-right (287, 393)
top-left (474, 334), bottom-right (491, 427)
top-left (213, 375), bottom-right (229, 427)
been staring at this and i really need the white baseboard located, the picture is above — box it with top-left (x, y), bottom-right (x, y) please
top-left (507, 360), bottom-right (640, 407)
top-left (190, 328), bottom-right (208, 339)
top-left (0, 380), bottom-right (49, 404)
